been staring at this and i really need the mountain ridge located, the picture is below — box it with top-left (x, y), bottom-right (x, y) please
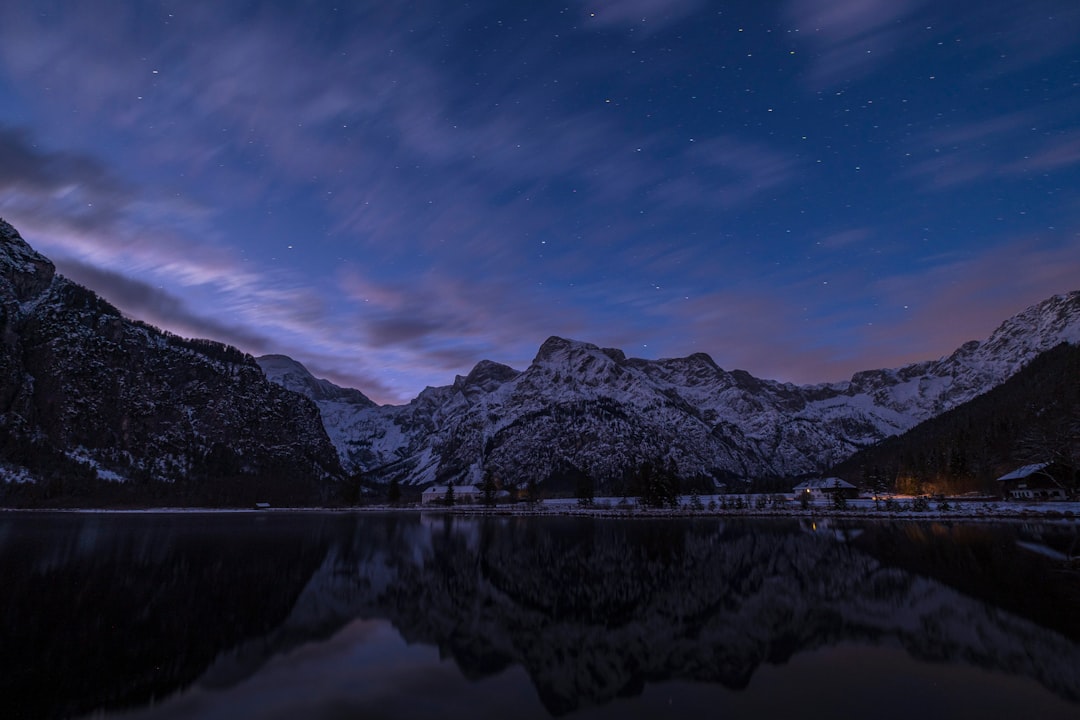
top-left (261, 291), bottom-right (1080, 489)
top-left (1, 216), bottom-right (1075, 500)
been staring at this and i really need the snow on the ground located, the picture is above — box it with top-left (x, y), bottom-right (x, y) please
top-left (0, 466), bottom-right (36, 484)
top-left (3, 496), bottom-right (1077, 520)
top-left (406, 495), bottom-right (1080, 521)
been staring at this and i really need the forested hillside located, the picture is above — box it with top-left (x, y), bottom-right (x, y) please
top-left (831, 343), bottom-right (1080, 496)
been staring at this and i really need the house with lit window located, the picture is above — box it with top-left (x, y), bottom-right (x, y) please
top-left (792, 477), bottom-right (859, 501)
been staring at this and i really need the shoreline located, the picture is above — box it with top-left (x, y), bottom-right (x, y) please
top-left (3, 497), bottom-right (1078, 522)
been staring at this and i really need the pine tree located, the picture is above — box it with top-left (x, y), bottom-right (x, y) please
top-left (575, 471), bottom-right (595, 507)
top-left (481, 471), bottom-right (497, 507)
top-left (831, 478), bottom-right (848, 511)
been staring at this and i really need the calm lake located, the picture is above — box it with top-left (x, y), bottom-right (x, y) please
top-left (2, 511), bottom-right (1079, 720)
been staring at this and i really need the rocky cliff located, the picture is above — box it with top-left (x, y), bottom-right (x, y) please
top-left (0, 219), bottom-right (344, 506)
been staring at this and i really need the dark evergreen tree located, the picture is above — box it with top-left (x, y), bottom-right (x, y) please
top-left (575, 470), bottom-right (595, 507)
top-left (481, 471), bottom-right (497, 507)
top-left (831, 479), bottom-right (848, 511)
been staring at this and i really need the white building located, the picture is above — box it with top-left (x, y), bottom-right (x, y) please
top-left (996, 463), bottom-right (1068, 500)
top-left (792, 477), bottom-right (858, 500)
top-left (421, 484), bottom-right (482, 505)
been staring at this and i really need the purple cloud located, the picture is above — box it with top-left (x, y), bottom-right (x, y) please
top-left (866, 234), bottom-right (1080, 367)
top-left (338, 268), bottom-right (588, 366)
top-left (54, 258), bottom-right (274, 352)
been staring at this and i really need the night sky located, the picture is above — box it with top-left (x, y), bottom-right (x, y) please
top-left (1, 1), bottom-right (1078, 404)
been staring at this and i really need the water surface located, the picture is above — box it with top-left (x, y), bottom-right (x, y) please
top-left (2, 512), bottom-right (1078, 719)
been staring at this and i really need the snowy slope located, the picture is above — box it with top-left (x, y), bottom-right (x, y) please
top-left (264, 291), bottom-right (1080, 488)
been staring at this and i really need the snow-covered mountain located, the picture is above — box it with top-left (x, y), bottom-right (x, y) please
top-left (262, 291), bottom-right (1080, 488)
top-left (257, 354), bottom-right (376, 408)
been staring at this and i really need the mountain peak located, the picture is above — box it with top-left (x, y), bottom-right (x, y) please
top-left (933, 291), bottom-right (1080, 378)
top-left (991, 291), bottom-right (1080, 342)
top-left (256, 354), bottom-right (375, 408)
top-left (533, 336), bottom-right (628, 366)
top-left (461, 359), bottom-right (520, 389)
top-left (686, 351), bottom-right (719, 368)
top-left (534, 336), bottom-right (593, 363)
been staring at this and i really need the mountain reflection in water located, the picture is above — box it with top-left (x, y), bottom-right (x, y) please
top-left (1, 512), bottom-right (1078, 719)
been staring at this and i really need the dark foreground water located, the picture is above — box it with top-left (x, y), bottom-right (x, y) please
top-left (2, 512), bottom-right (1079, 720)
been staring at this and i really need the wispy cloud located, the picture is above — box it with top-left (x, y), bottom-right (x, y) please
top-left (951, 0), bottom-right (1080, 79)
top-left (784, 0), bottom-right (929, 88)
top-left (54, 258), bottom-right (274, 352)
top-left (905, 114), bottom-right (1080, 190)
top-left (651, 136), bottom-right (798, 209)
top-left (338, 269), bottom-right (587, 367)
top-left (581, 0), bottom-right (705, 34)
top-left (2, 0), bottom-right (1073, 407)
top-left (0, 126), bottom-right (130, 231)
top-left (0, 0), bottom-right (806, 391)
top-left (819, 228), bottom-right (872, 250)
top-left (1006, 131), bottom-right (1080, 174)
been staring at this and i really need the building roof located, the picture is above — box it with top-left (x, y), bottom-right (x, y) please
top-left (793, 477), bottom-right (857, 491)
top-left (996, 462), bottom-right (1051, 482)
top-left (422, 484), bottom-right (480, 494)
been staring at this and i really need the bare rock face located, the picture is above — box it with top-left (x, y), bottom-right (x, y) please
top-left (0, 219), bottom-right (344, 506)
top-left (0, 218), bottom-right (55, 302)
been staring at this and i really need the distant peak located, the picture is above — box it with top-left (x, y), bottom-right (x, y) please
top-left (534, 336), bottom-right (592, 362)
top-left (257, 354), bottom-right (376, 408)
top-left (537, 335), bottom-right (574, 352)
top-left (462, 359), bottom-right (520, 387)
top-left (600, 346), bottom-right (626, 363)
top-left (258, 353), bottom-right (305, 366)
top-left (686, 351), bottom-right (719, 369)
top-left (1014, 290), bottom-right (1078, 319)
top-left (983, 289), bottom-right (1080, 349)
top-left (256, 354), bottom-right (312, 375)
top-left (532, 336), bottom-right (630, 367)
